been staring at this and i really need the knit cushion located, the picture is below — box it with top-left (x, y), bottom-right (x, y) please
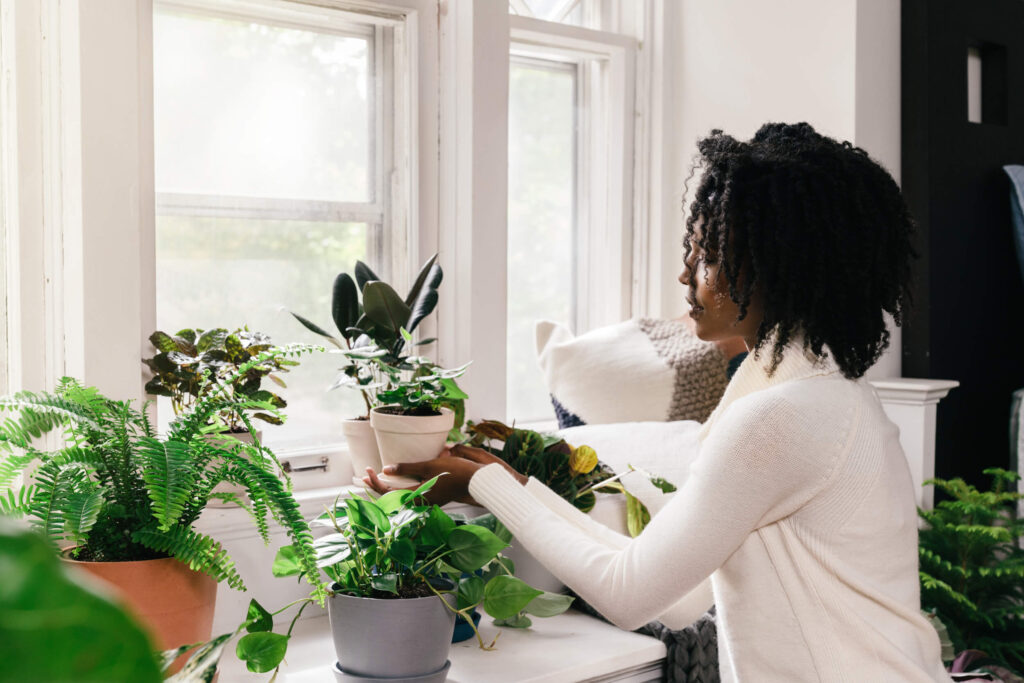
top-left (536, 318), bottom-right (730, 429)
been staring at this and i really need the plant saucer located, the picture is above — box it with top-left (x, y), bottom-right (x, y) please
top-left (331, 660), bottom-right (451, 683)
top-left (376, 471), bottom-right (421, 488)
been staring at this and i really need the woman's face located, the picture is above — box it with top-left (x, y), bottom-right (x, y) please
top-left (678, 222), bottom-right (762, 349)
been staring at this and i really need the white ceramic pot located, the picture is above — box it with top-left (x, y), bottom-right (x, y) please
top-left (370, 407), bottom-right (454, 486)
top-left (341, 418), bottom-right (382, 485)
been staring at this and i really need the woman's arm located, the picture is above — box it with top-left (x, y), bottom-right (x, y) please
top-left (468, 394), bottom-right (846, 630)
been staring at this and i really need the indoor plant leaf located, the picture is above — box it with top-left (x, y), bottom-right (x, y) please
top-left (362, 281), bottom-right (412, 336)
top-left (290, 312), bottom-right (343, 348)
top-left (523, 591), bottom-right (574, 617)
top-left (332, 272), bottom-right (360, 339)
top-left (235, 631), bottom-right (290, 673)
top-left (482, 575), bottom-right (543, 620)
top-left (245, 599), bottom-right (274, 633)
top-left (354, 260), bottom-right (381, 291)
top-left (272, 545), bottom-right (303, 578)
top-left (403, 253), bottom-right (440, 306)
top-left (447, 524), bottom-right (508, 573)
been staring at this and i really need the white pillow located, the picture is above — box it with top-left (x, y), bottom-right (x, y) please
top-left (536, 318), bottom-right (729, 428)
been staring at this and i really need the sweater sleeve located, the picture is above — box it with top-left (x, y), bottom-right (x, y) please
top-left (469, 393), bottom-right (850, 630)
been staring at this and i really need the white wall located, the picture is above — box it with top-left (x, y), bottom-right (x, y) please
top-left (660, 0), bottom-right (902, 378)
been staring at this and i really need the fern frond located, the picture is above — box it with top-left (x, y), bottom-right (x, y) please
top-left (0, 484), bottom-right (34, 516)
top-left (30, 462), bottom-right (93, 544)
top-left (63, 488), bottom-right (104, 547)
top-left (0, 450), bottom-right (38, 489)
top-left (138, 437), bottom-right (195, 531)
top-left (132, 525), bottom-right (245, 590)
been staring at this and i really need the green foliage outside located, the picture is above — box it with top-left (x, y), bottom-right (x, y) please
top-left (919, 468), bottom-right (1024, 674)
top-left (0, 349), bottom-right (322, 600)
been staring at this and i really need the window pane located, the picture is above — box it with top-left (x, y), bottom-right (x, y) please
top-left (507, 60), bottom-right (576, 423)
top-left (155, 216), bottom-right (369, 449)
top-left (509, 0), bottom-right (585, 26)
top-left (154, 8), bottom-right (371, 203)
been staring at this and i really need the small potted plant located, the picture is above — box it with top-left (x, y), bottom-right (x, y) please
top-left (0, 348), bottom-right (324, 656)
top-left (290, 255), bottom-right (445, 482)
top-left (369, 355), bottom-right (469, 486)
top-left (262, 476), bottom-right (574, 681)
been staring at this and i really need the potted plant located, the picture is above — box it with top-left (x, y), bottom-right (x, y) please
top-left (918, 468), bottom-right (1024, 678)
top-left (459, 420), bottom-right (676, 592)
top-left (260, 476), bottom-right (574, 681)
top-left (0, 349), bottom-right (324, 656)
top-left (369, 354), bottom-right (469, 486)
top-left (290, 254), bottom-right (449, 482)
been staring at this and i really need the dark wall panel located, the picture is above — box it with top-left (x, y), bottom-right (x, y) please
top-left (902, 0), bottom-right (1024, 486)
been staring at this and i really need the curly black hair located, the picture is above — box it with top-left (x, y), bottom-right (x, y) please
top-left (683, 122), bottom-right (915, 379)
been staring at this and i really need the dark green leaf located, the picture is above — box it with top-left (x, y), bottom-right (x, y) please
top-left (404, 253), bottom-right (439, 306)
top-left (387, 538), bottom-right (415, 566)
top-left (418, 506), bottom-right (456, 547)
top-left (149, 331), bottom-right (178, 353)
top-left (245, 599), bottom-right (273, 633)
top-left (493, 613), bottom-right (533, 628)
top-left (447, 525), bottom-right (508, 573)
top-left (407, 288), bottom-right (438, 333)
top-left (362, 281), bottom-right (412, 336)
top-left (354, 260), bottom-right (381, 291)
top-left (332, 273), bottom-right (360, 338)
top-left (236, 632), bottom-right (289, 673)
top-left (195, 328), bottom-right (228, 353)
top-left (483, 575), bottom-right (543, 620)
top-left (371, 573), bottom-right (398, 594)
top-left (290, 312), bottom-right (342, 347)
top-left (457, 575), bottom-right (485, 610)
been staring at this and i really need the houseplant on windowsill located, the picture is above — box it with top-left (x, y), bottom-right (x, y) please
top-left (259, 476), bottom-right (573, 682)
top-left (142, 326), bottom-right (310, 504)
top-left (0, 349), bottom-right (324, 656)
top-left (290, 254), bottom-right (449, 482)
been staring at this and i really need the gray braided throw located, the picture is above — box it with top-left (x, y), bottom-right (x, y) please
top-left (568, 591), bottom-right (719, 682)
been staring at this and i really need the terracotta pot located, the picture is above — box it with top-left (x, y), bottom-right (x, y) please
top-left (64, 555), bottom-right (217, 652)
top-left (341, 418), bottom-right (382, 485)
top-left (370, 407), bottom-right (454, 486)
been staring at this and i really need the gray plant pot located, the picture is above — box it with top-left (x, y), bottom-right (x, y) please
top-left (327, 587), bottom-right (457, 680)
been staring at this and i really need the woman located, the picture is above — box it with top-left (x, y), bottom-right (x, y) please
top-left (366, 123), bottom-right (949, 681)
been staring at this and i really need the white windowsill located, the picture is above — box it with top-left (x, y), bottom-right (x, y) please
top-left (217, 610), bottom-right (666, 683)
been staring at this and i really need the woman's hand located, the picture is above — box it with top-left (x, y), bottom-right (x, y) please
top-left (362, 445), bottom-right (528, 505)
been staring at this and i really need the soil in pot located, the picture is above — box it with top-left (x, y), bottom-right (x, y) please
top-left (375, 406), bottom-right (441, 417)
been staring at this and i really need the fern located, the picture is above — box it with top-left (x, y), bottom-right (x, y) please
top-left (138, 437), bottom-right (195, 532)
top-left (63, 488), bottom-right (104, 547)
top-left (133, 525), bottom-right (245, 590)
top-left (919, 469), bottom-right (1024, 674)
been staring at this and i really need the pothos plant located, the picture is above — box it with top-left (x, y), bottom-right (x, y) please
top-left (463, 420), bottom-right (677, 537)
top-left (142, 327), bottom-right (307, 433)
top-left (259, 476), bottom-right (574, 675)
top-left (290, 255), bottom-right (444, 416)
top-left (0, 348), bottom-right (323, 600)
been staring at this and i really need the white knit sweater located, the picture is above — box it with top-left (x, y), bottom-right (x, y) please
top-left (469, 342), bottom-right (950, 682)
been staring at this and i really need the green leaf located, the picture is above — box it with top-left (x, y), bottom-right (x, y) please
top-left (245, 599), bottom-right (273, 633)
top-left (354, 260), bottom-right (381, 292)
top-left (523, 591), bottom-right (574, 617)
top-left (371, 573), bottom-right (398, 594)
top-left (418, 506), bottom-right (456, 546)
top-left (625, 490), bottom-right (650, 538)
top-left (404, 253), bottom-right (440, 306)
top-left (0, 521), bottom-right (163, 682)
top-left (195, 328), bottom-right (228, 353)
top-left (440, 377), bottom-right (469, 400)
top-left (447, 525), bottom-right (508, 573)
top-left (493, 612), bottom-right (533, 628)
top-left (290, 312), bottom-right (342, 347)
top-left (376, 489), bottom-right (414, 514)
top-left (272, 545), bottom-right (302, 577)
top-left (332, 273), bottom-right (360, 338)
top-left (347, 497), bottom-right (390, 535)
top-left (63, 489), bottom-right (103, 545)
top-left (149, 330), bottom-right (179, 353)
top-left (411, 474), bottom-right (442, 501)
top-left (362, 281), bottom-right (412, 336)
top-left (483, 575), bottom-right (543, 620)
top-left (236, 632), bottom-right (290, 673)
top-left (457, 575), bottom-right (485, 610)
top-left (387, 537), bottom-right (416, 566)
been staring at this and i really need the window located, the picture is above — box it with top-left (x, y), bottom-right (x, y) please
top-left (153, 0), bottom-right (411, 451)
top-left (504, 8), bottom-right (638, 423)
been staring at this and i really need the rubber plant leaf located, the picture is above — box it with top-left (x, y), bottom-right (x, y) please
top-left (331, 272), bottom-right (360, 339)
top-left (354, 260), bottom-right (381, 292)
top-left (362, 281), bottom-right (411, 336)
top-left (290, 312), bottom-right (342, 348)
top-left (403, 253), bottom-right (440, 306)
